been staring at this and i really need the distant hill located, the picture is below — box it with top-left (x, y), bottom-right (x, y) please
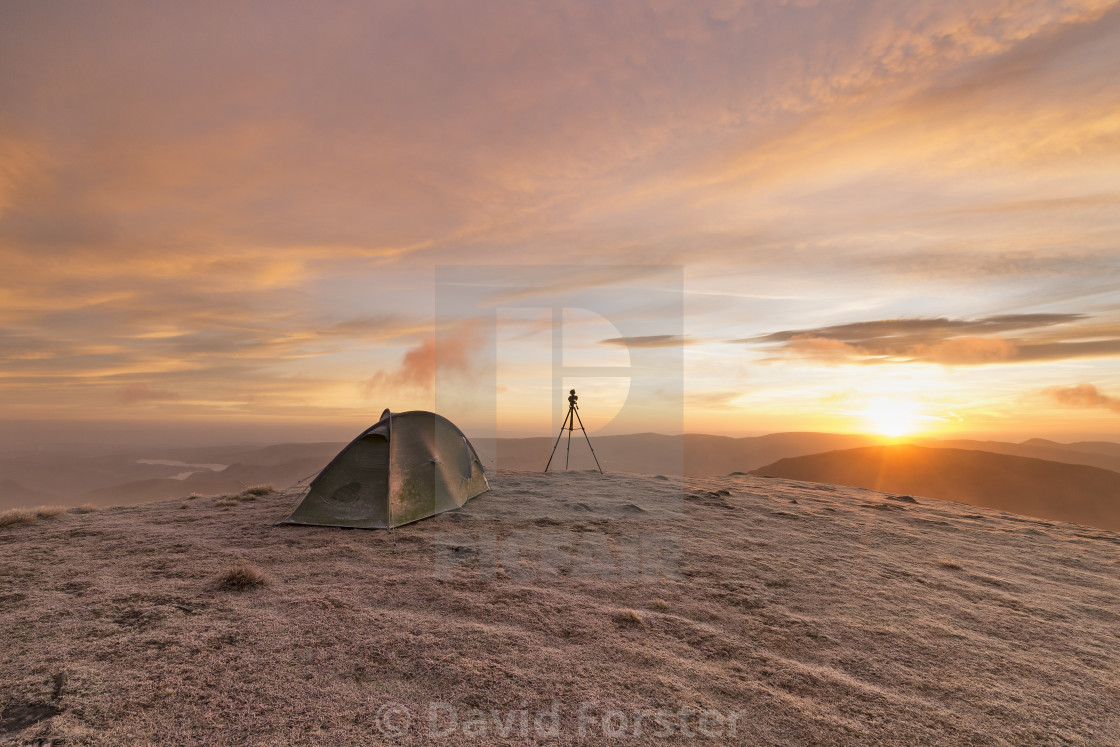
top-left (482, 432), bottom-right (886, 475)
top-left (159, 442), bottom-right (345, 466)
top-left (1020, 438), bottom-right (1120, 459)
top-left (752, 444), bottom-right (1120, 531)
top-left (80, 456), bottom-right (334, 506)
top-left (0, 479), bottom-right (60, 511)
top-left (6, 432), bottom-right (1120, 509)
top-left (914, 437), bottom-right (1120, 474)
top-left (488, 433), bottom-right (1120, 477)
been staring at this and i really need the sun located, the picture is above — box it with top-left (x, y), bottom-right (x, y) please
top-left (861, 397), bottom-right (919, 438)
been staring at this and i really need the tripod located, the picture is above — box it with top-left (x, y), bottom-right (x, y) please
top-left (543, 389), bottom-right (603, 473)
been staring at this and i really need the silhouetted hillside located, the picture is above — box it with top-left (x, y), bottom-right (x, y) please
top-left (916, 438), bottom-right (1120, 473)
top-left (752, 444), bottom-right (1120, 531)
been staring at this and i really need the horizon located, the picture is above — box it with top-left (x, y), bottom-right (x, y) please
top-left (1, 417), bottom-right (1116, 454)
top-left (2, 2), bottom-right (1119, 447)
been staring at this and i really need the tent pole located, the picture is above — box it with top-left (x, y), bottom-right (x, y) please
top-left (386, 410), bottom-right (393, 528)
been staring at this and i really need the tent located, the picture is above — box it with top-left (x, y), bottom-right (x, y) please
top-left (281, 410), bottom-right (490, 528)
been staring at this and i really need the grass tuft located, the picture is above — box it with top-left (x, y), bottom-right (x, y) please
top-left (614, 608), bottom-right (643, 626)
top-left (0, 505), bottom-right (67, 527)
top-left (214, 498), bottom-right (239, 508)
top-left (939, 561), bottom-right (963, 570)
top-left (650, 598), bottom-right (670, 611)
top-left (0, 508), bottom-right (36, 527)
top-left (215, 564), bottom-right (269, 590)
top-left (70, 504), bottom-right (100, 514)
top-left (237, 484), bottom-right (275, 501)
top-left (179, 502), bottom-right (190, 510)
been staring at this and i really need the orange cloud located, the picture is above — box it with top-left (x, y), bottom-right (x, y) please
top-left (362, 321), bottom-right (483, 396)
top-left (1044, 383), bottom-right (1120, 412)
top-left (915, 337), bottom-right (1019, 365)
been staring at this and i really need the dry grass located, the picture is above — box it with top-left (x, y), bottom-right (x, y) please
top-left (215, 564), bottom-right (269, 590)
top-left (69, 504), bottom-right (100, 514)
top-left (179, 502), bottom-right (190, 510)
top-left (939, 560), bottom-right (963, 570)
top-left (214, 498), bottom-right (239, 508)
top-left (238, 484), bottom-right (275, 500)
top-left (613, 608), bottom-right (643, 626)
top-left (0, 506), bottom-right (68, 527)
top-left (0, 508), bottom-right (35, 527)
top-left (650, 598), bottom-right (670, 610)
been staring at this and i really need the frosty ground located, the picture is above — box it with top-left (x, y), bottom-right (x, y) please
top-left (2, 470), bottom-right (1118, 745)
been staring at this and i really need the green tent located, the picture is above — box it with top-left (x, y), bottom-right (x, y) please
top-left (281, 410), bottom-right (489, 528)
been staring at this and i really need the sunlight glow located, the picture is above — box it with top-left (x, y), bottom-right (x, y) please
top-left (862, 397), bottom-right (921, 438)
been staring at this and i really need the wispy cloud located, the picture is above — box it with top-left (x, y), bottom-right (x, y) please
top-left (747, 315), bottom-right (1085, 345)
top-left (600, 335), bottom-right (696, 348)
top-left (745, 313), bottom-right (1120, 365)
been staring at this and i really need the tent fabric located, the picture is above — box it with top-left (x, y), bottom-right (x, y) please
top-left (281, 410), bottom-right (489, 528)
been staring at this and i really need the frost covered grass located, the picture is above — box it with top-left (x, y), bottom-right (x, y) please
top-left (1, 473), bottom-right (1118, 744)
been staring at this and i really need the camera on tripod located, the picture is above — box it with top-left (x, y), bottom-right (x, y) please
top-left (543, 388), bottom-right (603, 474)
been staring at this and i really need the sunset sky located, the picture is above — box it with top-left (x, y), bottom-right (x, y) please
top-left (2, 0), bottom-right (1119, 444)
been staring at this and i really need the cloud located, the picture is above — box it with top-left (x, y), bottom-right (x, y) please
top-left (118, 383), bottom-right (180, 404)
top-left (785, 335), bottom-right (869, 361)
top-left (1043, 383), bottom-right (1120, 412)
top-left (747, 314), bottom-right (1085, 346)
top-left (361, 321), bottom-right (484, 397)
top-left (600, 335), bottom-right (696, 348)
top-left (747, 313), bottom-right (1120, 366)
top-left (913, 337), bottom-right (1020, 365)
top-left (4, 0), bottom-right (1114, 277)
top-left (474, 266), bottom-right (678, 307)
top-left (320, 315), bottom-right (422, 339)
top-left (1010, 339), bottom-right (1120, 362)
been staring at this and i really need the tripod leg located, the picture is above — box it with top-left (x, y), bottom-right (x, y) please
top-left (565, 409), bottom-right (573, 469)
top-left (543, 409), bottom-right (571, 472)
top-left (572, 407), bottom-right (604, 474)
